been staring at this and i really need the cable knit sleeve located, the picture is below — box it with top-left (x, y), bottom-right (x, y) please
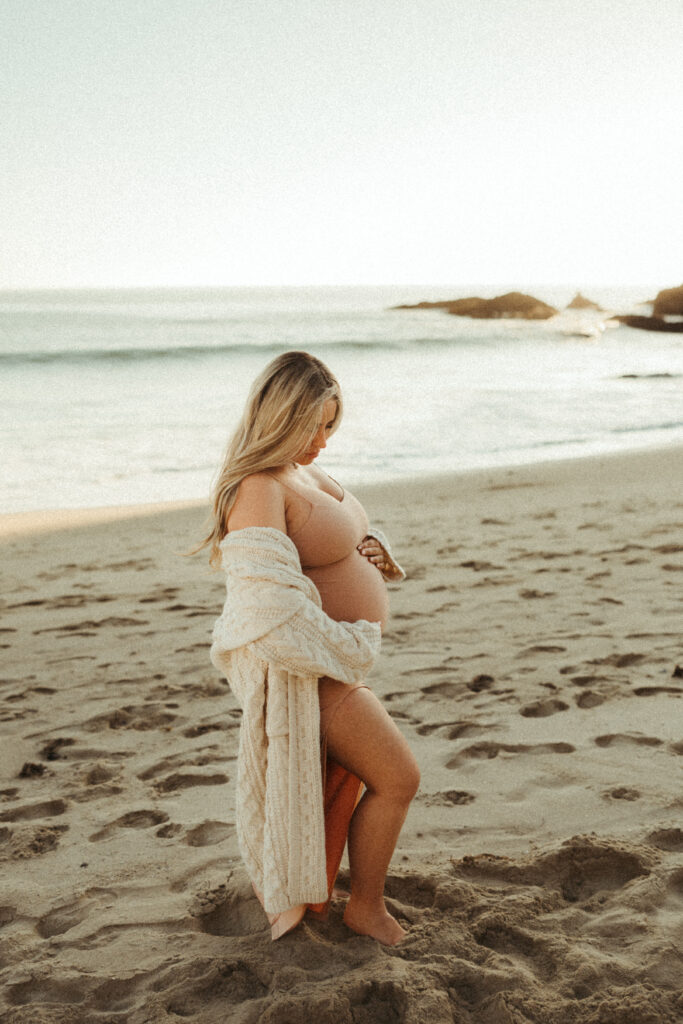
top-left (250, 603), bottom-right (381, 683)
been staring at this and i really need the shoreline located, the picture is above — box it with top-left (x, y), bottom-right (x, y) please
top-left (1, 440), bottom-right (682, 1020)
top-left (2, 440), bottom-right (682, 541)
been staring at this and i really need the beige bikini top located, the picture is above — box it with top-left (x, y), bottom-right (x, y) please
top-left (274, 473), bottom-right (368, 570)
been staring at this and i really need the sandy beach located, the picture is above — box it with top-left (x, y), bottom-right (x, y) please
top-left (1, 445), bottom-right (682, 1024)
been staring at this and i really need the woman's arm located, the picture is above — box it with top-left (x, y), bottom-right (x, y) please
top-left (250, 609), bottom-right (381, 684)
top-left (227, 473), bottom-right (287, 534)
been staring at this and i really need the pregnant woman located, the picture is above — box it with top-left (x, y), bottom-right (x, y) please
top-left (204, 351), bottom-right (419, 945)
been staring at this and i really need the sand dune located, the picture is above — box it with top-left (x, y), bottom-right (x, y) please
top-left (1, 446), bottom-right (682, 1023)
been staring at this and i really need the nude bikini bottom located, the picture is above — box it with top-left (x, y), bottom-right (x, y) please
top-left (258, 682), bottom-right (370, 941)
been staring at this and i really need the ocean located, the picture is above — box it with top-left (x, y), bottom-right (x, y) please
top-left (1, 285), bottom-right (681, 514)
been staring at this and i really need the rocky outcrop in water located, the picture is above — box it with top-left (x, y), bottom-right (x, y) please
top-left (652, 283), bottom-right (683, 316)
top-left (566, 292), bottom-right (604, 311)
top-left (393, 291), bottom-right (558, 320)
top-left (614, 315), bottom-right (683, 334)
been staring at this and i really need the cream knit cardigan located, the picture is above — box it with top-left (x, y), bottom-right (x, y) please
top-left (210, 527), bottom-right (383, 915)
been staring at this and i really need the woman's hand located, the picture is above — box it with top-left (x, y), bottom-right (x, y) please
top-left (358, 532), bottom-right (401, 581)
top-left (357, 535), bottom-right (390, 573)
top-left (358, 532), bottom-right (406, 581)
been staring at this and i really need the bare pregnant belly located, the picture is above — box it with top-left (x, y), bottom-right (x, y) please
top-left (305, 549), bottom-right (388, 632)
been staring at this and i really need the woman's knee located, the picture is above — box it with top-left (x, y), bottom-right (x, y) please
top-left (370, 750), bottom-right (420, 804)
top-left (324, 687), bottom-right (419, 802)
top-left (397, 754), bottom-right (420, 802)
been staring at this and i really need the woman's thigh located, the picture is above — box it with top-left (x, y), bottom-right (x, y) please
top-left (318, 675), bottom-right (354, 713)
top-left (322, 685), bottom-right (420, 800)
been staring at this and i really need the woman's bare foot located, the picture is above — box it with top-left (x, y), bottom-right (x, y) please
top-left (343, 901), bottom-right (407, 945)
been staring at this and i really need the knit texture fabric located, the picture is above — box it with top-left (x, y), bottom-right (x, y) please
top-left (210, 527), bottom-right (382, 915)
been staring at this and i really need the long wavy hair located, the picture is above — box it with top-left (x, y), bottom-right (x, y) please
top-left (198, 350), bottom-right (343, 566)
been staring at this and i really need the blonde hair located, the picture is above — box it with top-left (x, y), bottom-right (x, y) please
top-left (198, 350), bottom-right (342, 566)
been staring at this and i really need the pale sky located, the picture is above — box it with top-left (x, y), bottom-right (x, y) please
top-left (2, 0), bottom-right (682, 288)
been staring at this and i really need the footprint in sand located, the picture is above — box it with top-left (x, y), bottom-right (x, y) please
top-left (519, 699), bottom-right (569, 718)
top-left (516, 644), bottom-right (567, 657)
top-left (381, 872), bottom-right (438, 909)
top-left (156, 823), bottom-right (184, 838)
top-left (174, 642), bottom-right (212, 653)
top-left (184, 679), bottom-right (231, 699)
top-left (137, 749), bottom-right (231, 783)
top-left (18, 762), bottom-right (47, 778)
top-left (566, 673), bottom-right (610, 686)
top-left (33, 616), bottom-right (150, 636)
top-left (3, 824), bottom-right (68, 859)
top-left (0, 798), bottom-right (68, 823)
top-left (45, 744), bottom-right (131, 767)
top-left (184, 820), bottom-right (234, 847)
top-left (163, 955), bottom-right (271, 1019)
top-left (668, 867), bottom-right (683, 902)
top-left (646, 828), bottom-right (683, 851)
top-left (454, 835), bottom-right (652, 903)
top-left (36, 896), bottom-right (96, 938)
top-left (0, 904), bottom-right (16, 926)
top-left (633, 685), bottom-right (683, 697)
top-left (4, 974), bottom-right (97, 1011)
top-left (447, 740), bottom-right (574, 769)
top-left (422, 790), bottom-right (476, 807)
top-left (89, 808), bottom-right (169, 842)
top-left (189, 880), bottom-right (267, 939)
top-left (420, 681), bottom-right (462, 700)
top-left (590, 652), bottom-right (646, 668)
top-left (473, 913), bottom-right (556, 982)
top-left (102, 558), bottom-right (155, 572)
top-left (574, 691), bottom-right (606, 709)
top-left (163, 602), bottom-right (216, 618)
top-left (604, 787), bottom-right (640, 801)
top-left (459, 559), bottom-right (505, 572)
top-left (416, 720), bottom-right (487, 740)
top-left (153, 772), bottom-right (229, 795)
top-left (182, 721), bottom-right (232, 738)
top-left (465, 674), bottom-right (495, 693)
top-left (139, 587), bottom-right (180, 604)
top-left (9, 594), bottom-right (115, 610)
top-left (82, 704), bottom-right (178, 732)
top-left (382, 690), bottom-right (418, 703)
top-left (594, 734), bottom-right (663, 749)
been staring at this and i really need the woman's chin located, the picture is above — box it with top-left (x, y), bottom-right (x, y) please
top-left (296, 452), bottom-right (319, 465)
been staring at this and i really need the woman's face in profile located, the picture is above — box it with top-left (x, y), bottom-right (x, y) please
top-left (294, 398), bottom-right (338, 466)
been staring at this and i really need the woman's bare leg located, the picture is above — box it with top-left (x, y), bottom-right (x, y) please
top-left (320, 681), bottom-right (420, 944)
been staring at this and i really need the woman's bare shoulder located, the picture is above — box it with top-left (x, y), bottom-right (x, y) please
top-left (227, 472), bottom-right (287, 533)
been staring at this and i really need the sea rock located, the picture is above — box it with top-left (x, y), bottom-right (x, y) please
top-left (566, 292), bottom-right (604, 311)
top-left (392, 291), bottom-right (558, 320)
top-left (652, 283), bottom-right (683, 316)
top-left (614, 315), bottom-right (683, 334)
